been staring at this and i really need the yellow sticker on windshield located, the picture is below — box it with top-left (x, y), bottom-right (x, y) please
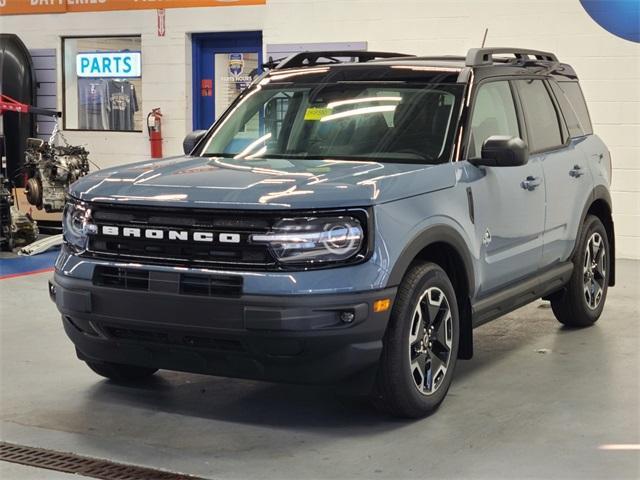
top-left (304, 107), bottom-right (333, 121)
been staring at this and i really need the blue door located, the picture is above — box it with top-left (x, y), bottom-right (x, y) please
top-left (192, 31), bottom-right (263, 131)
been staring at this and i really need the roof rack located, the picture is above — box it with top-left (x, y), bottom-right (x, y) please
top-left (270, 50), bottom-right (414, 70)
top-left (465, 47), bottom-right (558, 67)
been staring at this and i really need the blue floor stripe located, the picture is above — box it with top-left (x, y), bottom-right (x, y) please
top-left (0, 249), bottom-right (59, 276)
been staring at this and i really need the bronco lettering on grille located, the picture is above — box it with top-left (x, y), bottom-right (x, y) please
top-left (100, 226), bottom-right (241, 243)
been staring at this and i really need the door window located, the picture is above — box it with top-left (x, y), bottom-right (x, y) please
top-left (516, 79), bottom-right (564, 152)
top-left (468, 81), bottom-right (520, 158)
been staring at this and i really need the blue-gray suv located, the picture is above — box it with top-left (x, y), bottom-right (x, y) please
top-left (51, 48), bottom-right (615, 417)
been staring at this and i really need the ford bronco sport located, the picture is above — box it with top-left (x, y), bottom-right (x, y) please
top-left (50, 48), bottom-right (614, 418)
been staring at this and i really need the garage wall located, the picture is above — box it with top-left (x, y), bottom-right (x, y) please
top-left (1, 0), bottom-right (638, 258)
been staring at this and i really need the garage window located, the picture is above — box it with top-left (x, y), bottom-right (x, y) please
top-left (63, 36), bottom-right (142, 132)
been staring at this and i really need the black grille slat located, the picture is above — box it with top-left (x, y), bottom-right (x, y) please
top-left (93, 266), bottom-right (243, 296)
top-left (103, 326), bottom-right (246, 353)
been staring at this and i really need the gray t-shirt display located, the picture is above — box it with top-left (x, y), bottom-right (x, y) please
top-left (78, 79), bottom-right (138, 130)
top-left (78, 79), bottom-right (109, 130)
top-left (106, 80), bottom-right (138, 131)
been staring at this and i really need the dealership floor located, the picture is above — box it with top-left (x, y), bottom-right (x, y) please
top-left (1, 261), bottom-right (638, 480)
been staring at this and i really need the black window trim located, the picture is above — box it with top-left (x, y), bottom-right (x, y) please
top-left (61, 34), bottom-right (143, 133)
top-left (462, 76), bottom-right (528, 160)
top-left (512, 76), bottom-right (570, 156)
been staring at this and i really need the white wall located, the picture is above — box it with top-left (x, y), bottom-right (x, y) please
top-left (2, 0), bottom-right (638, 258)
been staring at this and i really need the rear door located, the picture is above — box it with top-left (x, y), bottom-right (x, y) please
top-left (466, 80), bottom-right (546, 297)
top-left (514, 79), bottom-right (591, 267)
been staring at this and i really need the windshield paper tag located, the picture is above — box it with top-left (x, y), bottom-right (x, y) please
top-left (304, 107), bottom-right (333, 121)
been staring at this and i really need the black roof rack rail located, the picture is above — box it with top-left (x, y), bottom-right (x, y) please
top-left (271, 50), bottom-right (414, 70)
top-left (466, 47), bottom-right (558, 67)
top-left (404, 55), bottom-right (466, 62)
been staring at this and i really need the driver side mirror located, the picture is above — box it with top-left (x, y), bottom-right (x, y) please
top-left (183, 130), bottom-right (207, 155)
top-left (470, 135), bottom-right (529, 167)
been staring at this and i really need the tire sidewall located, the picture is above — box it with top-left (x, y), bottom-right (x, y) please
top-left (571, 215), bottom-right (610, 321)
top-left (384, 264), bottom-right (460, 414)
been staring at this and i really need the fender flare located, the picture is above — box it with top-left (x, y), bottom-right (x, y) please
top-left (386, 224), bottom-right (476, 295)
top-left (572, 185), bottom-right (615, 285)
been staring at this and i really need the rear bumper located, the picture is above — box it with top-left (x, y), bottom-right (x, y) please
top-left (50, 272), bottom-right (396, 385)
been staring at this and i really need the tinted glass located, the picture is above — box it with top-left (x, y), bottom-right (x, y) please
top-left (468, 81), bottom-right (520, 158)
top-left (558, 81), bottom-right (593, 135)
top-left (200, 83), bottom-right (464, 164)
top-left (516, 80), bottom-right (563, 152)
top-left (549, 80), bottom-right (583, 137)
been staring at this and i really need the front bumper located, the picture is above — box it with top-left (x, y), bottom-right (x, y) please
top-left (50, 272), bottom-right (396, 385)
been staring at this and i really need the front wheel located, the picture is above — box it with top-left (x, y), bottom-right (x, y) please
top-left (551, 215), bottom-right (610, 327)
top-left (373, 263), bottom-right (459, 418)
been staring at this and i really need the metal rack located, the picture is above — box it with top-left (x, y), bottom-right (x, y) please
top-left (267, 50), bottom-right (413, 70)
top-left (465, 47), bottom-right (558, 67)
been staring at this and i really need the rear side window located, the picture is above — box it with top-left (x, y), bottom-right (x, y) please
top-left (558, 81), bottom-right (593, 135)
top-left (468, 81), bottom-right (520, 158)
top-left (549, 81), bottom-right (583, 138)
top-left (516, 79), bottom-right (563, 152)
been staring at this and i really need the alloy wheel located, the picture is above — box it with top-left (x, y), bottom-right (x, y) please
top-left (408, 287), bottom-right (453, 395)
top-left (583, 232), bottom-right (606, 310)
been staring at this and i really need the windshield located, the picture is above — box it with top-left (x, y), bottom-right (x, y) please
top-left (200, 81), bottom-right (464, 164)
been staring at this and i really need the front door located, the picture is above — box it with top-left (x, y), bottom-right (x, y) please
top-left (466, 80), bottom-right (546, 297)
top-left (193, 32), bottom-right (263, 131)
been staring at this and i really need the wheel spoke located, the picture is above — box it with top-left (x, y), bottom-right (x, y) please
top-left (409, 307), bottom-right (424, 346)
top-left (411, 352), bottom-right (427, 392)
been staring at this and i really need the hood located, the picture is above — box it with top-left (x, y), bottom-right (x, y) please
top-left (70, 155), bottom-right (455, 210)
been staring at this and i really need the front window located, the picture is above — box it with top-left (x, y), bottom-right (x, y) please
top-left (200, 81), bottom-right (464, 164)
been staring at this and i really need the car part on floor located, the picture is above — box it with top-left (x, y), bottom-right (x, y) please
top-left (17, 233), bottom-right (62, 256)
top-left (0, 175), bottom-right (13, 251)
top-left (10, 205), bottom-right (38, 247)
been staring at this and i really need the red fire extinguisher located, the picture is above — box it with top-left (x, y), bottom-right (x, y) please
top-left (147, 108), bottom-right (163, 159)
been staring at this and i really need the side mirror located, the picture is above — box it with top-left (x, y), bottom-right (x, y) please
top-left (470, 135), bottom-right (529, 167)
top-left (183, 130), bottom-right (207, 155)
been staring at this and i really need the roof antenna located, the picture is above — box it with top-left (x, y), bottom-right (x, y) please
top-left (481, 28), bottom-right (488, 48)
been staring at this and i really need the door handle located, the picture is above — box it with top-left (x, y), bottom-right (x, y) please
top-left (569, 165), bottom-right (585, 178)
top-left (521, 176), bottom-right (542, 191)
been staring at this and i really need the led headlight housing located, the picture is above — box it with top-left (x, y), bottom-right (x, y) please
top-left (252, 213), bottom-right (369, 266)
top-left (62, 198), bottom-right (96, 252)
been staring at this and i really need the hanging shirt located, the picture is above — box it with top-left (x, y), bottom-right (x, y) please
top-left (78, 79), bottom-right (109, 130)
top-left (106, 80), bottom-right (139, 131)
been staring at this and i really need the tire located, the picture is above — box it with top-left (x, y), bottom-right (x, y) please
top-left (85, 360), bottom-right (158, 382)
top-left (373, 262), bottom-right (460, 418)
top-left (551, 215), bottom-right (610, 327)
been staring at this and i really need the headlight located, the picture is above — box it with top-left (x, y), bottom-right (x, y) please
top-left (252, 215), bottom-right (366, 265)
top-left (62, 199), bottom-right (96, 252)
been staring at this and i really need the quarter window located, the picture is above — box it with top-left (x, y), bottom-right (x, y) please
top-left (558, 81), bottom-right (593, 135)
top-left (468, 81), bottom-right (520, 158)
top-left (516, 79), bottom-right (563, 152)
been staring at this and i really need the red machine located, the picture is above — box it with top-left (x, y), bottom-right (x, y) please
top-left (147, 108), bottom-right (163, 159)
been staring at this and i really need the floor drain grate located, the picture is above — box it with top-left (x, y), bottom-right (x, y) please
top-left (0, 442), bottom-right (207, 480)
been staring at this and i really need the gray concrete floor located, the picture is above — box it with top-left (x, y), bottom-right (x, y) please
top-left (1, 260), bottom-right (639, 480)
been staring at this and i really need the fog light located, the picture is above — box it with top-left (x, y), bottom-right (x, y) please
top-left (373, 299), bottom-right (391, 313)
top-left (340, 311), bottom-right (355, 324)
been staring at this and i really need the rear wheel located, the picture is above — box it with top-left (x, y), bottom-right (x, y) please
top-left (551, 215), bottom-right (610, 327)
top-left (85, 360), bottom-right (158, 382)
top-left (373, 263), bottom-right (459, 418)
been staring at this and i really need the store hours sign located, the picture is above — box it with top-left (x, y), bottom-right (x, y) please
top-left (76, 52), bottom-right (141, 78)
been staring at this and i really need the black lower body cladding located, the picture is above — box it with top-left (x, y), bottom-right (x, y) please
top-left (50, 272), bottom-right (396, 385)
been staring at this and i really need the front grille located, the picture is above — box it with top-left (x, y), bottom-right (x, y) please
top-left (87, 204), bottom-right (277, 269)
top-left (93, 266), bottom-right (243, 296)
top-left (103, 325), bottom-right (246, 352)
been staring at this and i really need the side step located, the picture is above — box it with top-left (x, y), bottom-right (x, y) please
top-left (471, 262), bottom-right (573, 327)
